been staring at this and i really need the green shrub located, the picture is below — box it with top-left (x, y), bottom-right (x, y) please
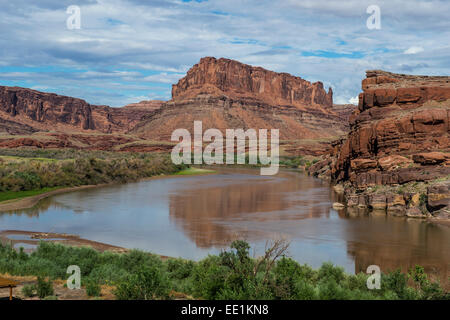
top-left (0, 151), bottom-right (183, 194)
top-left (192, 255), bottom-right (227, 299)
top-left (115, 263), bottom-right (169, 300)
top-left (85, 280), bottom-right (101, 297)
top-left (36, 276), bottom-right (54, 299)
top-left (318, 262), bottom-right (346, 283)
top-left (89, 264), bottom-right (129, 285)
top-left (21, 284), bottom-right (36, 297)
top-left (272, 257), bottom-right (316, 299)
top-left (0, 240), bottom-right (448, 301)
top-left (317, 279), bottom-right (349, 300)
top-left (167, 258), bottom-right (195, 280)
top-left (293, 280), bottom-right (318, 300)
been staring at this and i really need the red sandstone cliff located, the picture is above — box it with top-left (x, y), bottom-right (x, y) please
top-left (172, 57), bottom-right (333, 111)
top-left (0, 57), bottom-right (348, 156)
top-left (310, 70), bottom-right (450, 218)
top-left (333, 70), bottom-right (449, 185)
top-left (132, 57), bottom-right (346, 154)
top-left (0, 86), bottom-right (155, 134)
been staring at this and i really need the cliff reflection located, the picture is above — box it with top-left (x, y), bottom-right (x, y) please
top-left (169, 169), bottom-right (332, 248)
top-left (345, 214), bottom-right (450, 288)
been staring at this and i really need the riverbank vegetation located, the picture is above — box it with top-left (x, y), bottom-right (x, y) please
top-left (174, 167), bottom-right (216, 175)
top-left (0, 241), bottom-right (447, 300)
top-left (0, 148), bottom-right (186, 202)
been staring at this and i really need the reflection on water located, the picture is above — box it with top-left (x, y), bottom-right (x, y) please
top-left (0, 168), bottom-right (448, 285)
top-left (169, 169), bottom-right (333, 248)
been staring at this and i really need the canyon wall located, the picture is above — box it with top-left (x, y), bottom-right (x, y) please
top-left (133, 57), bottom-right (348, 155)
top-left (310, 70), bottom-right (450, 218)
top-left (0, 57), bottom-right (351, 156)
top-left (0, 86), bottom-right (153, 134)
top-left (172, 57), bottom-right (333, 111)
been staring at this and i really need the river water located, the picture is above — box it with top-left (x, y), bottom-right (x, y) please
top-left (0, 168), bottom-right (448, 282)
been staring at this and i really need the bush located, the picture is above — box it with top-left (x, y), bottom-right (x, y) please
top-left (89, 264), bottom-right (129, 285)
top-left (293, 280), bottom-right (318, 300)
top-left (115, 263), bottom-right (169, 300)
top-left (273, 257), bottom-right (316, 296)
top-left (21, 284), bottom-right (36, 297)
top-left (318, 262), bottom-right (346, 283)
top-left (1, 240), bottom-right (448, 300)
top-left (191, 255), bottom-right (227, 299)
top-left (85, 280), bottom-right (101, 297)
top-left (167, 258), bottom-right (195, 280)
top-left (36, 276), bottom-right (54, 299)
top-left (0, 151), bottom-right (183, 193)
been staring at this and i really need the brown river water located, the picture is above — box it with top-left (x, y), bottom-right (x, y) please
top-left (0, 168), bottom-right (449, 284)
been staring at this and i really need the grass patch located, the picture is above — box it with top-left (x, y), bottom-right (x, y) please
top-left (0, 187), bottom-right (61, 203)
top-left (174, 167), bottom-right (216, 175)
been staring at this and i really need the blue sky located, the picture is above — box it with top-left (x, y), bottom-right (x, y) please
top-left (1, 0), bottom-right (449, 107)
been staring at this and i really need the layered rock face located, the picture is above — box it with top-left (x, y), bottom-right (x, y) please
top-left (132, 95), bottom-right (347, 142)
top-left (0, 58), bottom-right (348, 155)
top-left (331, 104), bottom-right (357, 131)
top-left (0, 86), bottom-right (154, 134)
top-left (122, 100), bottom-right (164, 112)
top-left (333, 70), bottom-right (450, 185)
top-left (0, 117), bottom-right (38, 135)
top-left (312, 70), bottom-right (450, 218)
top-left (133, 57), bottom-right (347, 155)
top-left (172, 57), bottom-right (333, 111)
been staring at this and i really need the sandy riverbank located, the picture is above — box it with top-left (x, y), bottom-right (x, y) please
top-left (0, 230), bottom-right (173, 262)
top-left (0, 230), bottom-right (128, 253)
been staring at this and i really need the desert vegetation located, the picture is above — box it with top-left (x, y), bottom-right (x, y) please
top-left (0, 148), bottom-right (186, 201)
top-left (0, 241), bottom-right (447, 300)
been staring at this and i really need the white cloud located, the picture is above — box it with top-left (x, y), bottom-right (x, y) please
top-left (349, 96), bottom-right (359, 105)
top-left (143, 73), bottom-right (185, 84)
top-left (0, 0), bottom-right (448, 107)
top-left (403, 46), bottom-right (424, 54)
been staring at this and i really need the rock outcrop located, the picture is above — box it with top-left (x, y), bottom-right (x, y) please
top-left (172, 57), bottom-right (333, 111)
top-left (132, 57), bottom-right (348, 155)
top-left (310, 70), bottom-right (450, 218)
top-left (333, 70), bottom-right (449, 186)
top-left (0, 117), bottom-right (38, 135)
top-left (0, 86), bottom-right (156, 134)
top-left (122, 100), bottom-right (164, 112)
top-left (0, 58), bottom-right (350, 155)
top-left (332, 104), bottom-right (357, 130)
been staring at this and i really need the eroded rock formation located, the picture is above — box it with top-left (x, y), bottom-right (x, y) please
top-left (132, 57), bottom-right (348, 155)
top-left (310, 70), bottom-right (450, 218)
top-left (172, 57), bottom-right (333, 111)
top-left (0, 86), bottom-right (155, 134)
top-left (0, 58), bottom-right (351, 155)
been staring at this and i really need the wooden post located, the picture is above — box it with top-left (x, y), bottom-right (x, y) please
top-left (9, 286), bottom-right (12, 300)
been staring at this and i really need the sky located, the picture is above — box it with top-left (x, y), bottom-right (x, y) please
top-left (0, 0), bottom-right (449, 107)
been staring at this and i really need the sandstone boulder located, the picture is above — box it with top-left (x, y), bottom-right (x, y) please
top-left (406, 207), bottom-right (426, 218)
top-left (387, 194), bottom-right (406, 216)
top-left (368, 193), bottom-right (387, 210)
top-left (427, 181), bottom-right (450, 211)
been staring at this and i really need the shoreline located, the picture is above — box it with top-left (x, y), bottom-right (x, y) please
top-left (0, 230), bottom-right (128, 253)
top-left (0, 167), bottom-right (218, 212)
top-left (0, 185), bottom-right (105, 212)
